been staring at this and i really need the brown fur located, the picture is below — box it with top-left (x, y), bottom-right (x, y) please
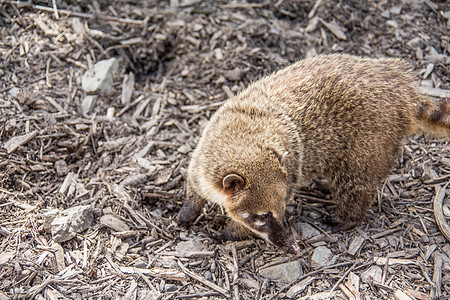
top-left (178, 54), bottom-right (450, 252)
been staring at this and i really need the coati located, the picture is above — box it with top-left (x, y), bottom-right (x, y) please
top-left (178, 54), bottom-right (450, 253)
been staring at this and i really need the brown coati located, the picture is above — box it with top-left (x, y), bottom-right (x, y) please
top-left (178, 54), bottom-right (450, 253)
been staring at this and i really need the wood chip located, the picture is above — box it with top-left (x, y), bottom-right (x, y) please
top-left (4, 131), bottom-right (38, 154)
top-left (373, 257), bottom-right (417, 266)
top-left (119, 266), bottom-right (187, 281)
top-left (319, 18), bottom-right (347, 40)
top-left (347, 235), bottom-right (365, 256)
top-left (395, 290), bottom-right (413, 300)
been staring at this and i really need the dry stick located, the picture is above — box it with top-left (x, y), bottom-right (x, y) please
top-left (431, 254), bottom-right (443, 299)
top-left (433, 184), bottom-right (450, 242)
top-left (2, 0), bottom-right (145, 25)
top-left (231, 243), bottom-right (239, 300)
top-left (177, 260), bottom-right (230, 297)
top-left (325, 262), bottom-right (358, 299)
top-left (381, 253), bottom-right (389, 285)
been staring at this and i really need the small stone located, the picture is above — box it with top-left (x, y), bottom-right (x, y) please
top-left (386, 20), bottom-right (398, 28)
top-left (43, 209), bottom-right (61, 232)
top-left (175, 240), bottom-right (204, 255)
top-left (380, 10), bottom-right (390, 18)
top-left (50, 205), bottom-right (94, 243)
top-left (192, 23), bottom-right (203, 32)
top-left (311, 246), bottom-right (333, 268)
top-left (297, 222), bottom-right (320, 240)
top-left (425, 47), bottom-right (446, 63)
top-left (390, 6), bottom-right (401, 15)
top-left (163, 284), bottom-right (178, 292)
top-left (305, 48), bottom-right (318, 59)
top-left (81, 95), bottom-right (96, 117)
top-left (100, 214), bottom-right (130, 232)
top-left (238, 277), bottom-right (260, 289)
top-left (361, 265), bottom-right (382, 283)
top-left (152, 209), bottom-right (163, 217)
top-left (133, 259), bottom-right (147, 268)
top-left (222, 68), bottom-right (246, 81)
top-left (406, 37), bottom-right (422, 48)
top-left (259, 260), bottom-right (303, 283)
top-left (177, 144), bottom-right (192, 154)
top-left (54, 160), bottom-right (68, 176)
top-left (81, 57), bottom-right (118, 94)
top-left (214, 48), bottom-right (224, 60)
top-left (8, 87), bottom-right (21, 98)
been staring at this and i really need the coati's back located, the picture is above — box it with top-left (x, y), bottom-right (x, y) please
top-left (180, 54), bottom-right (450, 252)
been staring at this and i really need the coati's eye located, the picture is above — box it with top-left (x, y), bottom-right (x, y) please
top-left (253, 212), bottom-right (273, 227)
top-left (257, 211), bottom-right (272, 220)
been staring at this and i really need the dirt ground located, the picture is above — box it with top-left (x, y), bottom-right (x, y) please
top-left (1, 0), bottom-right (450, 299)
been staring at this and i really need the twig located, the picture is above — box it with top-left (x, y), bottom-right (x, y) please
top-left (325, 262), bottom-right (358, 299)
top-left (381, 253), bottom-right (389, 285)
top-left (177, 260), bottom-right (230, 297)
top-left (431, 254), bottom-right (443, 299)
top-left (231, 243), bottom-right (239, 300)
top-left (433, 184), bottom-right (450, 242)
top-left (2, 0), bottom-right (145, 25)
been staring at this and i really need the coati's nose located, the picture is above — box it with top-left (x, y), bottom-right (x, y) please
top-left (287, 237), bottom-right (301, 254)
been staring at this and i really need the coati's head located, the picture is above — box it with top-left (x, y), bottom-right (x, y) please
top-left (219, 151), bottom-right (300, 254)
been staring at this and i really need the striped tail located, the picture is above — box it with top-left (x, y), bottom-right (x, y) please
top-left (414, 97), bottom-right (450, 138)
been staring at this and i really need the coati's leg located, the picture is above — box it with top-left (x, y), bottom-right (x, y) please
top-left (178, 186), bottom-right (206, 227)
top-left (330, 175), bottom-right (377, 231)
top-left (220, 220), bottom-right (254, 241)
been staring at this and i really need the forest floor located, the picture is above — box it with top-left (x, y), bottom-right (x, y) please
top-left (1, 0), bottom-right (450, 299)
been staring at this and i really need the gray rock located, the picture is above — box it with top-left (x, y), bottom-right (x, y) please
top-left (81, 58), bottom-right (118, 94)
top-left (177, 144), bottom-right (192, 154)
top-left (54, 160), bottom-right (68, 176)
top-left (81, 95), bottom-right (96, 117)
top-left (49, 205), bottom-right (93, 243)
top-left (8, 87), bottom-right (21, 98)
top-left (43, 209), bottom-right (61, 232)
top-left (259, 260), bottom-right (303, 283)
top-left (361, 265), bottom-right (382, 283)
top-left (175, 240), bottom-right (204, 255)
top-left (297, 222), bottom-right (320, 240)
top-left (425, 47), bottom-right (447, 63)
top-left (311, 246), bottom-right (333, 268)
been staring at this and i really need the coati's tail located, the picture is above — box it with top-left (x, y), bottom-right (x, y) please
top-left (414, 97), bottom-right (450, 138)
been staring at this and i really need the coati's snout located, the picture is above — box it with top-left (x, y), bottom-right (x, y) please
top-left (233, 210), bottom-right (300, 253)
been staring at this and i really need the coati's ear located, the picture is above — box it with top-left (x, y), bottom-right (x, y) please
top-left (278, 151), bottom-right (288, 166)
top-left (223, 174), bottom-right (245, 191)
